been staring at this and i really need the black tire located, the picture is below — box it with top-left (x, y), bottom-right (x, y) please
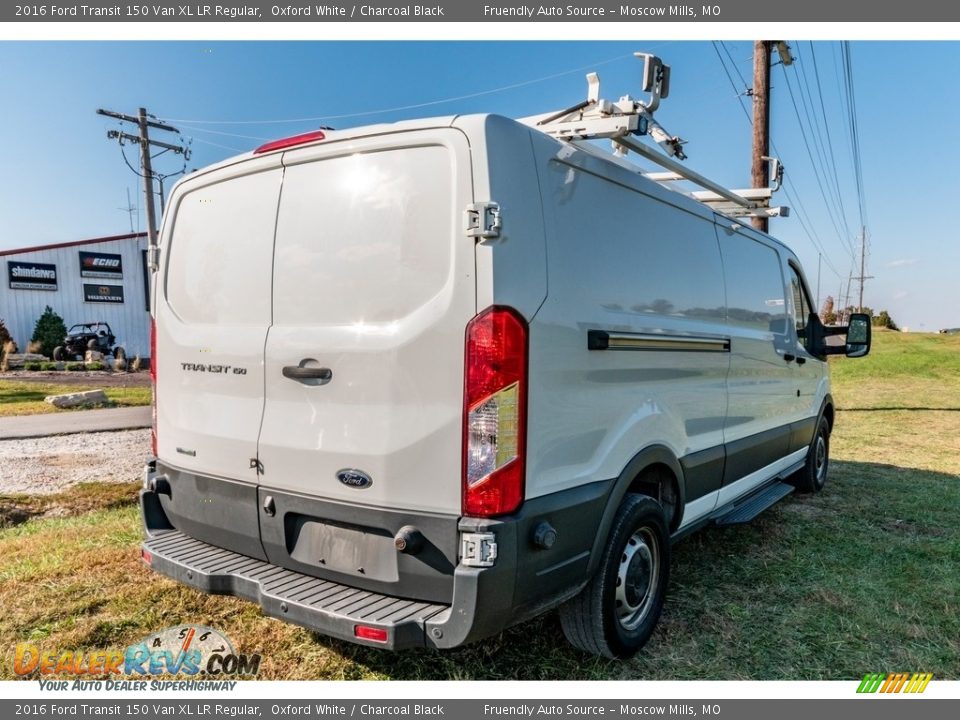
top-left (87, 338), bottom-right (98, 350)
top-left (559, 494), bottom-right (670, 658)
top-left (53, 346), bottom-right (65, 361)
top-left (792, 415), bottom-right (831, 493)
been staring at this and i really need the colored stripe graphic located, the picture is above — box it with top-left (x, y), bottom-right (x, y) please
top-left (911, 673), bottom-right (933, 693)
top-left (857, 672), bottom-right (932, 693)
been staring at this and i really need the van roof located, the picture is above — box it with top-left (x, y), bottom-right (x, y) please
top-left (169, 112), bottom-right (797, 260)
top-left (175, 114), bottom-right (461, 181)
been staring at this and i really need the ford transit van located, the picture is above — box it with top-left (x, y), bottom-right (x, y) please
top-left (140, 111), bottom-right (870, 658)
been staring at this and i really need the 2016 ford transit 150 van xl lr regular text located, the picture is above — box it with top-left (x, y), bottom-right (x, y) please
top-left (139, 108), bottom-right (871, 658)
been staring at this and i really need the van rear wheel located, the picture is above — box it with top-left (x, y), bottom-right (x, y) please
top-left (559, 494), bottom-right (669, 658)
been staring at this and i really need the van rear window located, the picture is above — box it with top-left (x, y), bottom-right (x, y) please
top-left (165, 168), bottom-right (282, 325)
top-left (271, 145), bottom-right (453, 325)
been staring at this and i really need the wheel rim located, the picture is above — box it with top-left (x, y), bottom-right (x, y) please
top-left (614, 527), bottom-right (660, 631)
top-left (814, 433), bottom-right (828, 485)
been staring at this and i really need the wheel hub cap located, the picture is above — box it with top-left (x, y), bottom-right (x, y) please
top-left (615, 528), bottom-right (659, 631)
top-left (815, 435), bottom-right (827, 482)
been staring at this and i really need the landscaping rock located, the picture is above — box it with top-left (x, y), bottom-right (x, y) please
top-left (44, 389), bottom-right (108, 408)
top-left (3, 353), bottom-right (47, 369)
top-left (85, 350), bottom-right (104, 363)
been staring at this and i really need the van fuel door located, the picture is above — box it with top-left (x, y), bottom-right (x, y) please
top-left (464, 202), bottom-right (502, 241)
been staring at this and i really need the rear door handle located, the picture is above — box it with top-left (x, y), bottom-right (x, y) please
top-left (282, 365), bottom-right (332, 383)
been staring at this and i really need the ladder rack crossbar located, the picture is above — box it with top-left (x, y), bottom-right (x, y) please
top-left (610, 135), bottom-right (753, 209)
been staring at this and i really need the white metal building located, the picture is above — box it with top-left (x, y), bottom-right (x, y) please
top-left (0, 232), bottom-right (151, 358)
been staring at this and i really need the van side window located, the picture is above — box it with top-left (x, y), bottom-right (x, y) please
top-left (720, 235), bottom-right (787, 333)
top-left (788, 265), bottom-right (813, 337)
top-left (547, 164), bottom-right (726, 324)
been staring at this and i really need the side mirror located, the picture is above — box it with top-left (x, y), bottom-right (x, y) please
top-left (805, 311), bottom-right (872, 359)
top-left (845, 313), bottom-right (871, 358)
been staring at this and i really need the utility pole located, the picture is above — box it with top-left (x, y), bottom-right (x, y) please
top-left (816, 253), bottom-right (822, 309)
top-left (751, 41), bottom-right (792, 234)
top-left (843, 269), bottom-right (854, 323)
top-left (854, 226), bottom-right (874, 313)
top-left (750, 41), bottom-right (771, 234)
top-left (97, 107), bottom-right (189, 267)
top-left (137, 108), bottom-right (159, 249)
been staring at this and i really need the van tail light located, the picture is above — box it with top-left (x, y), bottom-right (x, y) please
top-left (150, 318), bottom-right (157, 457)
top-left (462, 306), bottom-right (528, 518)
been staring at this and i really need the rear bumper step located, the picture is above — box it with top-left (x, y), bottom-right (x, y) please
top-left (142, 530), bottom-right (451, 650)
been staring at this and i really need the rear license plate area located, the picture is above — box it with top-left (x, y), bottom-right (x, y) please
top-left (287, 516), bottom-right (399, 583)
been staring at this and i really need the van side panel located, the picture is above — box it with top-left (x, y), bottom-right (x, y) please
top-left (526, 145), bottom-right (729, 514)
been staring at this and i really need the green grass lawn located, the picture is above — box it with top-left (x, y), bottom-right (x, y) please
top-left (1, 331), bottom-right (957, 680)
top-left (0, 381), bottom-right (152, 416)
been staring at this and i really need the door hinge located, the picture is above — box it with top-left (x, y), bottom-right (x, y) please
top-left (147, 245), bottom-right (160, 272)
top-left (464, 202), bottom-right (502, 241)
top-left (460, 531), bottom-right (498, 568)
top-left (249, 458), bottom-right (264, 475)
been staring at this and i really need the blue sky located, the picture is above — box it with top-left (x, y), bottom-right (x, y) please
top-left (0, 41), bottom-right (957, 330)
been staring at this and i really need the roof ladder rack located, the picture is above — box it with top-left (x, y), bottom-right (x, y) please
top-left (518, 52), bottom-right (789, 220)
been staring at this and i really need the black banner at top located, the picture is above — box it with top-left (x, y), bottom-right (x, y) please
top-left (3, 1), bottom-right (955, 22)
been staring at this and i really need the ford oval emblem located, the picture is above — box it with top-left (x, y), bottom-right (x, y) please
top-left (336, 469), bottom-right (373, 489)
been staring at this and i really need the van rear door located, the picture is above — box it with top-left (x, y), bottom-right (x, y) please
top-left (256, 130), bottom-right (476, 517)
top-left (155, 156), bottom-right (283, 558)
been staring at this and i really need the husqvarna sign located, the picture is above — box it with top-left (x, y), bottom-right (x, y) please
top-left (83, 283), bottom-right (125, 304)
top-left (8, 261), bottom-right (57, 290)
top-left (79, 251), bottom-right (123, 279)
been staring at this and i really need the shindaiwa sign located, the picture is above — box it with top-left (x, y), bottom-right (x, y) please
top-left (8, 261), bottom-right (58, 291)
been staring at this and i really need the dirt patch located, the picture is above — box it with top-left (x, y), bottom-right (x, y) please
top-left (0, 429), bottom-right (150, 494)
top-left (781, 502), bottom-right (828, 519)
top-left (881, 517), bottom-right (946, 537)
top-left (0, 482), bottom-right (139, 528)
top-left (0, 504), bottom-right (41, 528)
top-left (0, 370), bottom-right (150, 388)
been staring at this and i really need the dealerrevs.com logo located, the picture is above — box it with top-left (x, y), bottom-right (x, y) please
top-left (14, 625), bottom-right (261, 689)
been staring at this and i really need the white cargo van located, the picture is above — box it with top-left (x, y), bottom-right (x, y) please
top-left (140, 66), bottom-right (871, 657)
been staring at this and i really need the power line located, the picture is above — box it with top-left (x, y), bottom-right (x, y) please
top-left (176, 123), bottom-right (272, 141)
top-left (779, 63), bottom-right (856, 262)
top-left (842, 41), bottom-right (868, 229)
top-left (790, 43), bottom-right (854, 254)
top-left (807, 42), bottom-right (854, 244)
top-left (710, 41), bottom-right (843, 279)
top-left (720, 41), bottom-right (750, 91)
top-left (711, 41), bottom-right (751, 122)
top-left (158, 53), bottom-right (638, 126)
top-left (188, 136), bottom-right (247, 153)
